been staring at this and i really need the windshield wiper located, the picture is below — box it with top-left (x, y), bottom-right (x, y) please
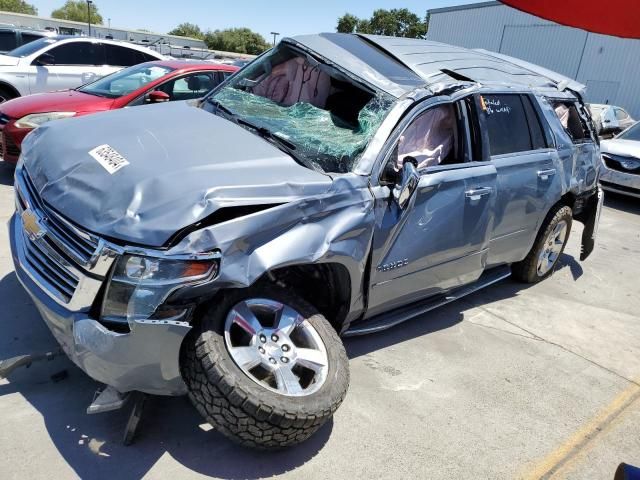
top-left (235, 118), bottom-right (315, 170)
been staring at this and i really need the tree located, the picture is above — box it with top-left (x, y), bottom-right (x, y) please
top-left (204, 28), bottom-right (270, 55)
top-left (336, 13), bottom-right (359, 34)
top-left (51, 1), bottom-right (103, 24)
top-left (0, 0), bottom-right (37, 15)
top-left (336, 8), bottom-right (427, 38)
top-left (168, 22), bottom-right (204, 39)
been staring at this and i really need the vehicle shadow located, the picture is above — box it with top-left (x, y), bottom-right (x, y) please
top-left (604, 191), bottom-right (640, 214)
top-left (0, 162), bottom-right (14, 186)
top-left (0, 251), bottom-right (582, 479)
top-left (0, 271), bottom-right (331, 480)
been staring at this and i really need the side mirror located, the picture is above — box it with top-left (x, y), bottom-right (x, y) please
top-left (146, 90), bottom-right (170, 103)
top-left (34, 53), bottom-right (54, 66)
top-left (396, 157), bottom-right (419, 209)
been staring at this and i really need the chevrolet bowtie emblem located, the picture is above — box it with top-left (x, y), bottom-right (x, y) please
top-left (22, 209), bottom-right (44, 240)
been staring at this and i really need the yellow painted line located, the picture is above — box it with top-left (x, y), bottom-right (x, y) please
top-left (521, 380), bottom-right (640, 480)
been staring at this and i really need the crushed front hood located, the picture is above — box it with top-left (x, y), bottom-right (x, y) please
top-left (22, 101), bottom-right (332, 247)
top-left (601, 139), bottom-right (640, 159)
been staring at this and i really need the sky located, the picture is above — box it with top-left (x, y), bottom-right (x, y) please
top-left (27, 0), bottom-right (483, 42)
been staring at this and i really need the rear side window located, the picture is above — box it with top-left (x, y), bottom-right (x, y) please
top-left (105, 44), bottom-right (155, 66)
top-left (20, 33), bottom-right (44, 46)
top-left (552, 101), bottom-right (591, 143)
top-left (615, 108), bottom-right (629, 121)
top-left (0, 31), bottom-right (17, 51)
top-left (480, 94), bottom-right (533, 156)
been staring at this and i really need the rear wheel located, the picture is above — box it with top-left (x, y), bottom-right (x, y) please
top-left (181, 285), bottom-right (349, 449)
top-left (512, 205), bottom-right (573, 283)
top-left (0, 86), bottom-right (17, 103)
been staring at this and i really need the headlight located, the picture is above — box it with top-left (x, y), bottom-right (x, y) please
top-left (100, 254), bottom-right (219, 325)
top-left (15, 111), bottom-right (76, 129)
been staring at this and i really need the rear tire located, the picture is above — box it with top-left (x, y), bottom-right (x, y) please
top-left (0, 86), bottom-right (17, 103)
top-left (181, 285), bottom-right (349, 449)
top-left (512, 205), bottom-right (573, 283)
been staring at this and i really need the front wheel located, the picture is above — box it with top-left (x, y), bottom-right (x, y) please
top-left (181, 285), bottom-right (349, 449)
top-left (512, 205), bottom-right (573, 283)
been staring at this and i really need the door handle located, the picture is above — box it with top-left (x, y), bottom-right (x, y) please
top-left (537, 168), bottom-right (556, 181)
top-left (465, 186), bottom-right (493, 201)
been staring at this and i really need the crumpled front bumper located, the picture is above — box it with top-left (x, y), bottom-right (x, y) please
top-left (600, 161), bottom-right (640, 198)
top-left (9, 213), bottom-right (191, 396)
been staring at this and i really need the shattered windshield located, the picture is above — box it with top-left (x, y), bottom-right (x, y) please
top-left (205, 44), bottom-right (394, 173)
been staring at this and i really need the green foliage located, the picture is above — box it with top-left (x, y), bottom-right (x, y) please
top-left (204, 28), bottom-right (270, 55)
top-left (336, 8), bottom-right (427, 38)
top-left (51, 0), bottom-right (103, 24)
top-left (0, 0), bottom-right (37, 15)
top-left (167, 22), bottom-right (204, 39)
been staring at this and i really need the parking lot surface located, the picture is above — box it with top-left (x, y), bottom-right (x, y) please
top-left (0, 162), bottom-right (639, 480)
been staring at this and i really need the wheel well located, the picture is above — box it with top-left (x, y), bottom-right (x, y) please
top-left (560, 192), bottom-right (576, 211)
top-left (0, 82), bottom-right (20, 99)
top-left (259, 263), bottom-right (352, 332)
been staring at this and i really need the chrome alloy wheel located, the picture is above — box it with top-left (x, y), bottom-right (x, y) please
top-left (224, 299), bottom-right (329, 397)
top-left (537, 220), bottom-right (568, 276)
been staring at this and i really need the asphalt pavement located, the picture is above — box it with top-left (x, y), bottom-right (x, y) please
top-left (0, 161), bottom-right (639, 480)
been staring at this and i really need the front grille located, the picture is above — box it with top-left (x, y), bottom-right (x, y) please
top-left (21, 230), bottom-right (79, 302)
top-left (600, 180), bottom-right (640, 195)
top-left (603, 154), bottom-right (640, 175)
top-left (14, 166), bottom-right (111, 308)
top-left (3, 132), bottom-right (20, 157)
top-left (21, 170), bottom-right (99, 264)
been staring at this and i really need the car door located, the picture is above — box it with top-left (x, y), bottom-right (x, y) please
top-left (27, 41), bottom-right (106, 94)
top-left (366, 97), bottom-right (498, 318)
top-left (479, 93), bottom-right (562, 267)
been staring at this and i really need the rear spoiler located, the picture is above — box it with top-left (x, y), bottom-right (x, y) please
top-left (472, 48), bottom-right (587, 97)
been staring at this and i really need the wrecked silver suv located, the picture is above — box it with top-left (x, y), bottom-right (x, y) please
top-left (9, 34), bottom-right (602, 448)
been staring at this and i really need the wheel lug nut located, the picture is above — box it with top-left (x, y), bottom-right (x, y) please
top-left (258, 347), bottom-right (265, 354)
top-left (282, 344), bottom-right (290, 352)
top-left (269, 357), bottom-right (276, 364)
top-left (281, 356), bottom-right (289, 363)
top-left (259, 335), bottom-right (266, 343)
top-left (271, 334), bottom-right (279, 342)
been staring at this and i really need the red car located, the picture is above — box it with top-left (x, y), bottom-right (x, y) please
top-left (0, 60), bottom-right (238, 164)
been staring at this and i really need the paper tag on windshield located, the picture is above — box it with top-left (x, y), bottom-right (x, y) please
top-left (89, 144), bottom-right (129, 174)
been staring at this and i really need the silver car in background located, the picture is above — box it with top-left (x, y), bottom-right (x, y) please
top-left (600, 122), bottom-right (640, 198)
top-left (589, 103), bottom-right (635, 136)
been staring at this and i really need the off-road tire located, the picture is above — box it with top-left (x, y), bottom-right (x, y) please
top-left (181, 285), bottom-right (349, 449)
top-left (512, 205), bottom-right (573, 283)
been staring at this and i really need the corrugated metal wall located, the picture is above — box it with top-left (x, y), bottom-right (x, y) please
top-left (427, 2), bottom-right (640, 118)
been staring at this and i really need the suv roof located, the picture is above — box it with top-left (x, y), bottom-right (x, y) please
top-left (288, 33), bottom-right (585, 98)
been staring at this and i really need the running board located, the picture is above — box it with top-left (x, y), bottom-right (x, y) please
top-left (344, 266), bottom-right (512, 337)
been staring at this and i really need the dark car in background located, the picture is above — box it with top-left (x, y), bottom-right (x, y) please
top-left (0, 26), bottom-right (54, 53)
top-left (0, 60), bottom-right (238, 163)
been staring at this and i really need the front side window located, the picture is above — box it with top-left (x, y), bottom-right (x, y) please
top-left (43, 42), bottom-right (105, 65)
top-left (79, 63), bottom-right (173, 98)
top-left (203, 43), bottom-right (394, 174)
top-left (481, 94), bottom-right (534, 156)
top-left (397, 104), bottom-right (459, 170)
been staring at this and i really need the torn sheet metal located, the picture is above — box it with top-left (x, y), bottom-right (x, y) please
top-left (21, 101), bottom-right (333, 247)
top-left (168, 173), bottom-right (376, 316)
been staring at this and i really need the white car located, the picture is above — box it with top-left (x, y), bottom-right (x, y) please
top-left (0, 36), bottom-right (165, 102)
top-left (588, 103), bottom-right (635, 136)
